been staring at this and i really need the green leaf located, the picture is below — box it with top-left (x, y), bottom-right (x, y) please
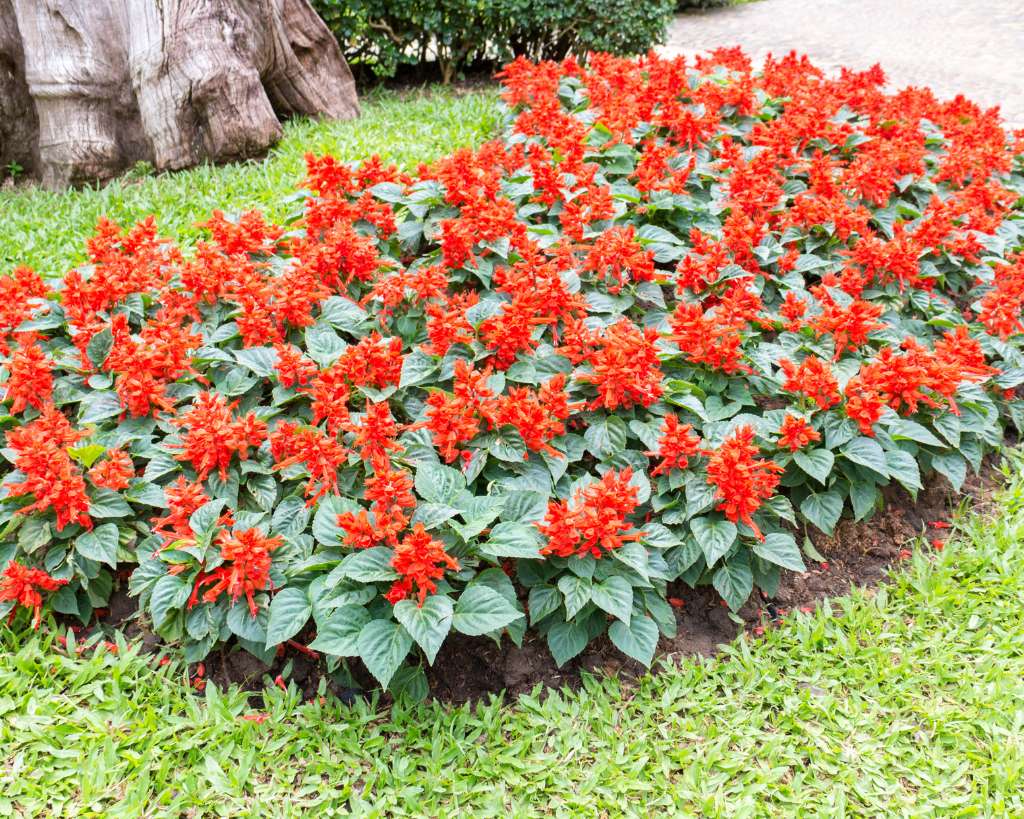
top-left (933, 413), bottom-right (961, 447)
top-left (338, 547), bottom-right (399, 583)
top-left (414, 462), bottom-right (465, 505)
top-left (590, 575), bottom-right (633, 624)
top-left (392, 595), bottom-right (453, 665)
top-left (86, 327), bottom-right (113, 368)
top-left (264, 587), bottom-right (312, 649)
top-left (528, 585), bottom-right (562, 624)
top-left (841, 436), bottom-right (888, 476)
top-left (611, 541), bottom-right (649, 579)
top-left (608, 615), bottom-right (659, 667)
top-left (793, 448), bottom-right (835, 484)
top-left (583, 415), bottom-right (627, 459)
top-left (312, 495), bottom-right (360, 546)
top-left (399, 350), bottom-right (438, 388)
top-left (849, 480), bottom-right (879, 521)
top-left (931, 451), bottom-right (967, 492)
top-left (479, 522), bottom-right (542, 559)
top-left (190, 499), bottom-right (227, 538)
top-left (75, 523), bottom-right (119, 569)
top-left (308, 605), bottom-right (371, 656)
top-left (752, 532), bottom-right (806, 573)
top-left (690, 516), bottom-right (738, 566)
top-left (410, 502), bottom-right (460, 530)
top-left (150, 574), bottom-right (190, 629)
top-left (357, 619), bottom-right (413, 688)
top-left (547, 620), bottom-right (588, 667)
top-left (885, 449), bottom-right (922, 493)
top-left (640, 522), bottom-right (680, 549)
top-left (800, 491), bottom-right (844, 535)
top-left (320, 296), bottom-right (368, 331)
top-left (557, 574), bottom-right (592, 620)
top-left (226, 602), bottom-right (268, 642)
top-left (889, 418), bottom-right (943, 447)
top-left (452, 585), bottom-right (523, 636)
top-left (271, 496), bottom-right (311, 537)
top-left (88, 488), bottom-right (132, 518)
top-left (712, 554), bottom-right (753, 611)
top-left (68, 444), bottom-right (107, 468)
top-left (17, 516), bottom-right (50, 554)
top-left (488, 431), bottom-right (527, 462)
top-left (78, 392), bottom-right (122, 424)
top-left (304, 322), bottom-right (346, 366)
top-left (234, 346), bottom-right (278, 377)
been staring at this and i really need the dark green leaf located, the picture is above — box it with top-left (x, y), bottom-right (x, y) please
top-left (608, 615), bottom-right (659, 667)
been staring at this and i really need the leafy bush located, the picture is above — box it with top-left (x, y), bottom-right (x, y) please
top-left (2, 50), bottom-right (1024, 693)
top-left (313, 0), bottom-right (675, 81)
top-left (676, 0), bottom-right (734, 10)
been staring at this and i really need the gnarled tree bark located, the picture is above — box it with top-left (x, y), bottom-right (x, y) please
top-left (0, 0), bottom-right (36, 178)
top-left (0, 0), bottom-right (358, 189)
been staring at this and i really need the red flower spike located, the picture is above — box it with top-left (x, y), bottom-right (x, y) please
top-left (648, 414), bottom-right (702, 476)
top-left (387, 524), bottom-right (460, 606)
top-left (705, 426), bottom-right (783, 541)
top-left (537, 468), bottom-right (642, 559)
top-left (0, 560), bottom-right (68, 629)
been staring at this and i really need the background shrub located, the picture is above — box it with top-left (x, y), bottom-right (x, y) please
top-left (313, 0), bottom-right (676, 81)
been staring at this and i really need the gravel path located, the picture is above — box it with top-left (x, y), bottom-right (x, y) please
top-left (662, 0), bottom-right (1024, 128)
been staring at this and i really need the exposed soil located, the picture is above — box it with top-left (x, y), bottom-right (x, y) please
top-left (78, 459), bottom-right (1000, 706)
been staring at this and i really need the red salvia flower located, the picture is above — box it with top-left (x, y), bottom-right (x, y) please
top-left (347, 402), bottom-right (403, 463)
top-left (88, 449), bottom-right (135, 490)
top-left (648, 414), bottom-right (702, 476)
top-left (0, 560), bottom-right (67, 629)
top-left (306, 365), bottom-right (351, 435)
top-left (337, 332), bottom-right (404, 389)
top-left (386, 523), bottom-right (460, 606)
top-left (269, 421), bottom-right (348, 503)
top-left (0, 266), bottom-right (47, 353)
top-left (705, 425), bottom-right (783, 540)
top-left (363, 454), bottom-right (416, 545)
top-left (580, 319), bottom-right (663, 410)
top-left (778, 415), bottom-right (820, 451)
top-left (779, 356), bottom-right (841, 409)
top-left (5, 406), bottom-right (91, 531)
top-left (273, 343), bottom-right (318, 389)
top-left (4, 339), bottom-right (53, 414)
top-left (337, 509), bottom-right (382, 550)
top-left (670, 302), bottom-right (748, 374)
top-left (193, 528), bottom-right (283, 616)
top-left (173, 392), bottom-right (267, 480)
top-left (537, 468), bottom-right (642, 559)
top-left (152, 477), bottom-right (210, 549)
top-left (582, 226), bottom-right (656, 293)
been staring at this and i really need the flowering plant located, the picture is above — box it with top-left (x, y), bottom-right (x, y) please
top-left (2, 49), bottom-right (1024, 691)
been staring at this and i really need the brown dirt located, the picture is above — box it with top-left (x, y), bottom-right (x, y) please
top-left (78, 459), bottom-right (1000, 705)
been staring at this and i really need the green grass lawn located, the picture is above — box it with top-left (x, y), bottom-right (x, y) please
top-left (0, 87), bottom-right (502, 277)
top-left (2, 83), bottom-right (1024, 817)
top-left (3, 460), bottom-right (1024, 816)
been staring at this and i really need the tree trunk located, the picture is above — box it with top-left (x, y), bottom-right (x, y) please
top-left (0, 0), bottom-right (36, 177)
top-left (1, 0), bottom-right (359, 189)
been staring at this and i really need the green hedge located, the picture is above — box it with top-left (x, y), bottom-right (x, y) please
top-left (314, 0), bottom-right (676, 82)
top-left (676, 0), bottom-right (734, 10)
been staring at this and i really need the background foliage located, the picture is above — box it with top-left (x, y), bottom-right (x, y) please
top-left (313, 0), bottom-right (676, 81)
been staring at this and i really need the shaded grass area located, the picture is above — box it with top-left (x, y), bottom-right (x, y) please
top-left (0, 87), bottom-right (502, 276)
top-left (3, 459), bottom-right (1023, 816)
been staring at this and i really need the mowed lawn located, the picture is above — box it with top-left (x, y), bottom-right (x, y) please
top-left (0, 87), bottom-right (502, 276)
top-left (2, 86), bottom-right (1024, 817)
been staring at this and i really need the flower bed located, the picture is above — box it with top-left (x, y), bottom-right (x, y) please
top-left (2, 49), bottom-right (1024, 694)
